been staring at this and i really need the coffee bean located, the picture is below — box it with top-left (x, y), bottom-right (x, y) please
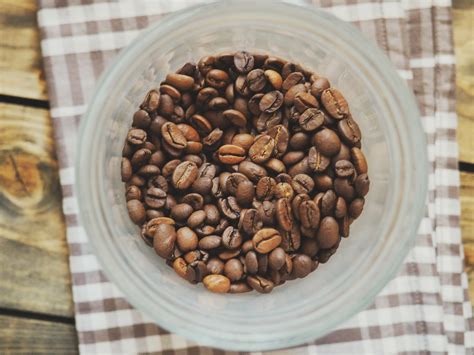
top-left (334, 178), bottom-right (355, 201)
top-left (247, 69), bottom-right (267, 92)
top-left (284, 83), bottom-right (306, 106)
top-left (121, 158), bottom-right (132, 182)
top-left (317, 216), bottom-right (339, 248)
top-left (299, 200), bottom-right (320, 229)
top-left (291, 174), bottom-right (314, 194)
top-left (181, 193), bottom-right (204, 210)
top-left (161, 122), bottom-right (186, 150)
top-left (354, 173), bottom-right (370, 197)
top-left (257, 200), bottom-right (275, 225)
top-left (153, 224), bottom-right (176, 259)
top-left (198, 56), bottom-right (215, 75)
top-left (229, 282), bottom-right (252, 293)
top-left (137, 164), bottom-right (160, 178)
top-left (307, 146), bottom-right (330, 173)
top-left (282, 72), bottom-right (304, 91)
top-left (130, 148), bottom-right (151, 167)
top-left (207, 257), bottom-right (224, 274)
top-left (247, 275), bottom-right (274, 294)
top-left (349, 197), bottom-right (365, 219)
top-left (299, 108), bottom-right (324, 131)
top-left (338, 118), bottom-right (361, 146)
top-left (144, 187), bottom-right (166, 209)
top-left (133, 109), bottom-right (151, 129)
top-left (264, 70), bottom-right (283, 90)
top-left (253, 228), bottom-right (282, 254)
top-left (334, 197), bottom-right (347, 218)
top-left (313, 128), bottom-right (341, 157)
top-left (140, 89), bottom-right (161, 113)
top-left (127, 199), bottom-right (146, 225)
top-left (171, 203), bottom-right (193, 222)
top-left (217, 144), bottom-right (246, 164)
top-left (301, 238), bottom-right (319, 258)
top-left (248, 135), bottom-right (275, 163)
top-left (268, 247), bottom-right (286, 270)
top-left (234, 51), bottom-right (254, 73)
top-left (335, 159), bottom-right (355, 177)
top-left (248, 93), bottom-right (264, 115)
top-left (235, 180), bottom-right (255, 206)
top-left (203, 274), bottom-right (230, 293)
top-left (255, 111), bottom-right (283, 132)
top-left (203, 204), bottom-right (220, 225)
top-left (280, 225), bottom-right (301, 252)
top-left (274, 182), bottom-right (294, 200)
top-left (218, 248), bottom-right (241, 260)
top-left (321, 190), bottom-right (337, 217)
top-left (289, 132), bottom-right (310, 150)
top-left (267, 125), bottom-right (289, 157)
top-left (294, 92), bottom-right (319, 113)
top-left (190, 177), bottom-right (212, 196)
top-left (125, 185), bottom-right (141, 201)
top-left (158, 94), bottom-right (175, 117)
top-left (172, 257), bottom-right (189, 279)
top-left (222, 226), bottom-right (243, 249)
top-left (172, 161), bottom-right (198, 190)
top-left (191, 114), bottom-right (213, 134)
top-left (198, 163), bottom-right (217, 179)
top-left (176, 227), bottom-right (198, 252)
top-left (224, 258), bottom-right (244, 281)
top-left (225, 173), bottom-right (249, 195)
top-left (245, 251), bottom-right (259, 275)
top-left (187, 210), bottom-right (206, 228)
top-left (218, 196), bottom-right (241, 220)
top-left (203, 128), bottom-right (223, 147)
top-left (256, 177), bottom-right (276, 200)
top-left (206, 69), bottom-right (230, 89)
top-left (238, 208), bottom-right (262, 235)
top-left (223, 109), bottom-right (247, 128)
top-left (310, 77), bottom-right (330, 97)
top-left (259, 91), bottom-right (284, 113)
top-left (238, 161), bottom-right (267, 182)
top-left (264, 158), bottom-right (286, 174)
top-left (196, 87), bottom-right (218, 107)
top-left (313, 174), bottom-right (333, 191)
top-left (127, 128), bottom-right (147, 145)
top-left (275, 198), bottom-right (293, 232)
top-left (321, 88), bottom-right (349, 119)
top-left (160, 84), bottom-right (182, 102)
top-left (282, 151), bottom-right (305, 166)
top-left (351, 147), bottom-right (368, 174)
top-left (292, 254), bottom-right (312, 278)
top-left (291, 193), bottom-right (309, 220)
top-left (232, 133), bottom-right (254, 151)
top-left (166, 73), bottom-right (194, 91)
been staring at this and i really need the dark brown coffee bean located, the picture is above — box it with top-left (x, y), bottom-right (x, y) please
top-left (280, 225), bottom-right (301, 252)
top-left (225, 173), bottom-right (249, 195)
top-left (196, 87), bottom-right (219, 107)
top-left (289, 132), bottom-right (310, 150)
top-left (217, 144), bottom-right (246, 164)
top-left (229, 282), bottom-right (252, 293)
top-left (176, 227), bottom-right (198, 252)
top-left (288, 157), bottom-right (311, 176)
top-left (321, 88), bottom-right (349, 119)
top-left (238, 161), bottom-right (267, 182)
top-left (153, 224), bottom-right (176, 259)
top-left (338, 118), bottom-right (361, 146)
top-left (247, 69), bottom-right (267, 92)
top-left (202, 204), bottom-right (219, 225)
top-left (247, 275), bottom-right (274, 294)
top-left (218, 196), bottom-right (241, 220)
top-left (133, 109), bottom-right (151, 129)
top-left (313, 174), bottom-right (333, 192)
top-left (127, 174), bottom-right (145, 187)
top-left (198, 55), bottom-right (215, 75)
top-left (158, 94), bottom-right (175, 117)
top-left (245, 251), bottom-right (259, 275)
top-left (335, 159), bottom-right (355, 177)
top-left (332, 144), bottom-right (351, 165)
top-left (140, 89), bottom-right (160, 113)
top-left (172, 161), bottom-right (198, 190)
top-left (334, 178), bottom-right (355, 201)
top-left (149, 150), bottom-right (166, 168)
top-left (354, 173), bottom-right (370, 197)
top-left (267, 125), bottom-right (289, 156)
top-left (199, 236), bottom-right (221, 251)
top-left (218, 248), bottom-right (241, 261)
top-left (160, 84), bottom-right (182, 102)
top-left (275, 198), bottom-right (293, 232)
top-left (294, 92), bottom-right (319, 113)
top-left (310, 77), bottom-right (330, 97)
top-left (307, 146), bottom-right (330, 173)
top-left (292, 254), bottom-right (312, 278)
top-left (161, 122), bottom-right (186, 150)
top-left (248, 93), bottom-right (264, 116)
top-left (257, 253), bottom-right (269, 275)
top-left (225, 83), bottom-right (235, 103)
top-left (255, 111), bottom-right (283, 132)
top-left (203, 274), bottom-right (230, 293)
top-left (284, 83), bottom-right (306, 106)
top-left (321, 190), bottom-right (337, 217)
top-left (181, 193), bottom-right (204, 210)
top-left (248, 135), bottom-right (275, 163)
top-left (189, 176), bottom-right (211, 196)
top-left (127, 128), bottom-right (147, 145)
top-left (224, 258), bottom-right (244, 281)
top-left (282, 72), bottom-right (304, 91)
top-left (313, 128), bottom-right (341, 157)
top-left (223, 109), bottom-right (247, 128)
top-left (222, 226), bottom-right (243, 249)
top-left (263, 56), bottom-right (286, 71)
top-left (127, 199), bottom-right (146, 225)
top-left (206, 69), bottom-right (230, 89)
top-left (234, 51), bottom-right (254, 73)
top-left (264, 69), bottom-right (283, 90)
top-left (264, 158), bottom-right (285, 174)
top-left (235, 180), bottom-right (255, 207)
top-left (144, 187), bottom-right (166, 209)
top-left (238, 208), bottom-right (262, 235)
top-left (191, 114), bottom-right (213, 134)
top-left (121, 158), bottom-right (132, 182)
top-left (259, 91), bottom-right (284, 113)
top-left (268, 247), bottom-right (286, 271)
top-left (198, 163), bottom-right (217, 179)
top-left (291, 193), bottom-right (309, 220)
top-left (317, 216), bottom-right (339, 249)
top-left (137, 164), bottom-right (160, 178)
top-left (299, 200), bottom-right (320, 229)
top-left (274, 182), bottom-right (294, 200)
top-left (234, 75), bottom-right (250, 97)
top-left (253, 228), bottom-right (282, 254)
top-left (299, 108), bottom-right (324, 131)
top-left (301, 238), bottom-right (319, 258)
top-left (291, 174), bottom-right (314, 194)
top-left (282, 151), bottom-right (305, 166)
top-left (349, 197), bottom-right (365, 219)
top-left (130, 148), bottom-right (151, 167)
top-left (256, 177), bottom-right (276, 200)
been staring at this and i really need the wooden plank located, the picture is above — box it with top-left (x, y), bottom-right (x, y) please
top-left (0, 102), bottom-right (73, 318)
top-left (461, 171), bottom-right (474, 304)
top-left (0, 0), bottom-right (48, 101)
top-left (0, 315), bottom-right (78, 354)
top-left (453, 1), bottom-right (474, 165)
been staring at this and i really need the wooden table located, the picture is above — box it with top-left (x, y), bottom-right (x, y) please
top-left (0, 0), bottom-right (472, 352)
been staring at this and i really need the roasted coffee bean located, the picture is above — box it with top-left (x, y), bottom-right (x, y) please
top-left (275, 198), bottom-right (293, 232)
top-left (257, 200), bottom-right (276, 225)
top-left (224, 258), bottom-right (244, 281)
top-left (259, 91), bottom-right (284, 113)
top-left (229, 282), bottom-right (252, 293)
top-left (126, 185), bottom-right (142, 201)
top-left (340, 216), bottom-right (350, 238)
top-left (280, 225), bottom-right (301, 252)
top-left (198, 56), bottom-right (215, 75)
top-left (198, 163), bottom-right (217, 179)
top-left (198, 235), bottom-right (222, 251)
top-left (140, 89), bottom-right (160, 113)
top-left (153, 224), bottom-right (176, 259)
top-left (317, 216), bottom-right (339, 249)
top-left (133, 109), bottom-right (151, 129)
top-left (137, 164), bottom-right (160, 177)
top-left (256, 177), bottom-right (276, 200)
top-left (235, 180), bottom-right (255, 206)
top-left (274, 182), bottom-right (294, 200)
top-left (234, 51), bottom-right (254, 73)
top-left (255, 111), bottom-right (283, 132)
top-left (264, 69), bottom-right (283, 90)
top-left (171, 203), bottom-right (193, 222)
top-left (203, 274), bottom-right (230, 293)
top-left (131, 148), bottom-right (151, 167)
top-left (172, 161), bottom-right (198, 190)
top-left (291, 193), bottom-right (309, 220)
top-left (335, 159), bottom-right (355, 177)
top-left (232, 133), bottom-right (254, 151)
top-left (127, 128), bottom-right (147, 145)
top-left (294, 92), bottom-right (319, 113)
top-left (218, 248), bottom-right (241, 260)
top-left (196, 87), bottom-right (218, 107)
top-left (310, 77), bottom-right (330, 97)
top-left (217, 144), bottom-right (246, 164)
top-left (332, 143), bottom-right (351, 165)
top-left (181, 193), bottom-right (204, 210)
top-left (299, 108), bottom-right (324, 131)
top-left (349, 197), bottom-right (365, 219)
top-left (128, 174), bottom-right (146, 187)
top-left (149, 150), bottom-right (166, 168)
top-left (207, 257), bottom-right (224, 275)
top-left (235, 75), bottom-right (250, 97)
top-left (248, 135), bottom-right (275, 163)
top-left (222, 226), bottom-right (243, 249)
top-left (301, 238), bottom-right (319, 258)
top-left (166, 73), bottom-right (194, 91)
top-left (292, 254), bottom-right (312, 278)
top-left (321, 190), bottom-right (337, 217)
top-left (203, 128), bottom-right (223, 147)
top-left (206, 69), bottom-right (230, 89)
top-left (247, 275), bottom-right (274, 294)
top-left (267, 125), bottom-right (289, 156)
top-left (289, 131), bottom-right (310, 150)
top-left (268, 247), bottom-right (286, 271)
top-left (284, 83), bottom-right (306, 106)
top-left (338, 118), bottom-right (361, 146)
top-left (176, 227), bottom-right (198, 252)
top-left (313, 128), bottom-right (341, 156)
top-left (203, 204), bottom-right (220, 225)
top-left (334, 178), bottom-right (355, 201)
top-left (121, 158), bottom-right (132, 182)
top-left (247, 69), bottom-right (267, 92)
top-left (321, 88), bottom-right (349, 119)
top-left (191, 177), bottom-right (212, 196)
top-left (282, 151), bottom-right (305, 166)
top-left (253, 228), bottom-right (282, 254)
top-left (144, 187), bottom-right (166, 209)
top-left (282, 72), bottom-right (304, 91)
top-left (187, 210), bottom-right (206, 228)
top-left (127, 199), bottom-right (146, 225)
top-left (238, 208), bottom-right (262, 235)
top-left (225, 173), bottom-right (249, 195)
top-left (218, 196), bottom-right (241, 220)
top-left (223, 109), bottom-right (247, 128)
top-left (265, 158), bottom-right (286, 174)
top-left (308, 146), bottom-right (330, 172)
top-left (191, 114), bottom-right (213, 134)
top-left (354, 173), bottom-right (370, 197)
top-left (239, 161), bottom-right (267, 182)
top-left (334, 197), bottom-right (347, 218)
top-left (314, 174), bottom-right (333, 191)
top-left (158, 94), bottom-right (175, 117)
top-left (351, 147), bottom-right (368, 174)
top-left (245, 251), bottom-right (259, 275)
top-left (161, 122), bottom-right (186, 150)
top-left (291, 174), bottom-right (314, 194)
top-left (160, 84), bottom-right (181, 102)
top-left (299, 200), bottom-right (320, 229)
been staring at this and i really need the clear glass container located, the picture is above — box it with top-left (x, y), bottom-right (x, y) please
top-left (76, 0), bottom-right (428, 351)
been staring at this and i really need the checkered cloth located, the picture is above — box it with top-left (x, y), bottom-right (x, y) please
top-left (37, 0), bottom-right (473, 353)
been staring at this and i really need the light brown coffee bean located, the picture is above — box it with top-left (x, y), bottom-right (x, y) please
top-left (253, 228), bottom-right (282, 254)
top-left (203, 274), bottom-right (231, 293)
top-left (317, 216), bottom-right (339, 249)
top-left (217, 144), bottom-right (246, 164)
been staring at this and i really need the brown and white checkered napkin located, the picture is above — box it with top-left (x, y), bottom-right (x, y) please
top-left (37, 0), bottom-right (473, 353)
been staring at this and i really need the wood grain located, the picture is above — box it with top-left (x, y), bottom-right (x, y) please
top-left (0, 0), bottom-right (47, 100)
top-left (0, 102), bottom-right (73, 317)
top-left (0, 315), bottom-right (78, 354)
top-left (453, 1), bottom-right (474, 165)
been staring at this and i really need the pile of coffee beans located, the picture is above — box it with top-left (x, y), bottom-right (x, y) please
top-left (121, 51), bottom-right (370, 294)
